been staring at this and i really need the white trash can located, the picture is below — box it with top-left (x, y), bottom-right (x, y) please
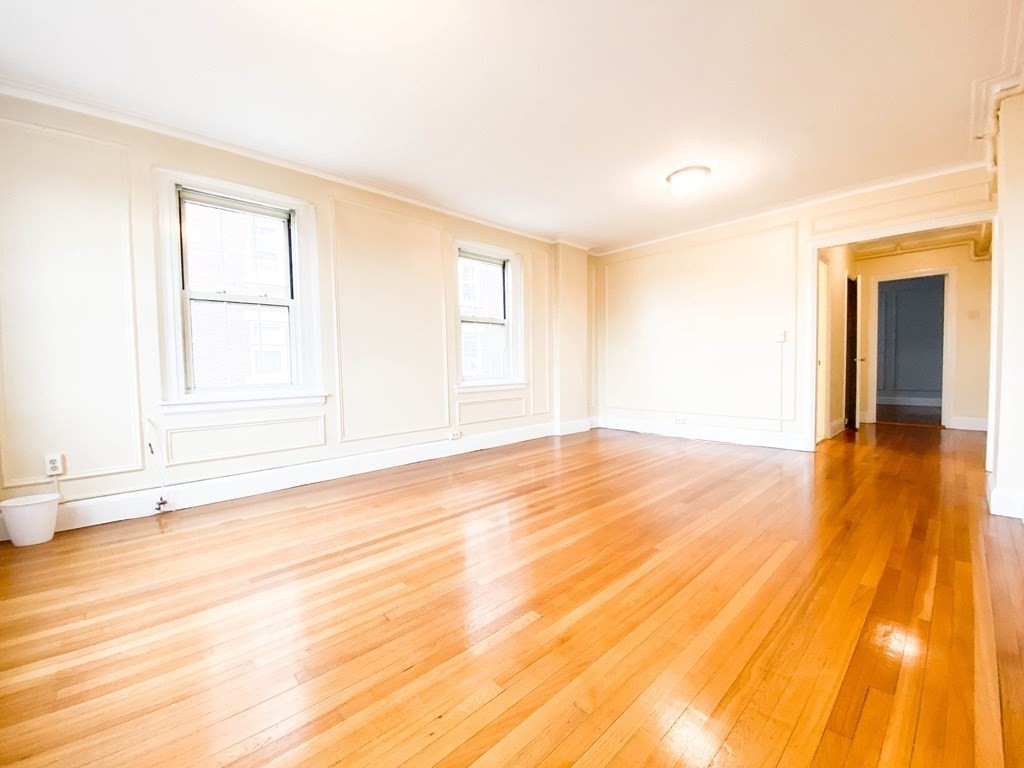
top-left (1, 493), bottom-right (60, 546)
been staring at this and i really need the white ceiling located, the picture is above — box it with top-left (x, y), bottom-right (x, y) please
top-left (0, 1), bottom-right (1015, 251)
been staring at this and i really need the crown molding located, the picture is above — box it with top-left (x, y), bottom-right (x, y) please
top-left (592, 161), bottom-right (991, 257)
top-left (0, 76), bottom-right (594, 252)
top-left (0, 74), bottom-right (997, 259)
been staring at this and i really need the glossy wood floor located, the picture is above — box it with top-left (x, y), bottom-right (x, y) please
top-left (874, 404), bottom-right (942, 427)
top-left (0, 426), bottom-right (1017, 767)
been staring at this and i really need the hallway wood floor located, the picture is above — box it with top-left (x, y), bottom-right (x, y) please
top-left (0, 427), bottom-right (1018, 767)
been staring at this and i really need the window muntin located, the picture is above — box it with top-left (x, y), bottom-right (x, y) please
top-left (178, 188), bottom-right (297, 392)
top-left (457, 251), bottom-right (511, 382)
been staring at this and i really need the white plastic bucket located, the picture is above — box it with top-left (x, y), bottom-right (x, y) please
top-left (1, 493), bottom-right (60, 546)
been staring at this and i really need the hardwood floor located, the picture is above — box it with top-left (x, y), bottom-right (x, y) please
top-left (0, 426), bottom-right (1016, 766)
top-left (875, 404), bottom-right (942, 427)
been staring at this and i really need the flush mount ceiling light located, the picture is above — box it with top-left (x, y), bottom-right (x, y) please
top-left (667, 165), bottom-right (711, 195)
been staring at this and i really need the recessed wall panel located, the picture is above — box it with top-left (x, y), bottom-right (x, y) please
top-left (604, 226), bottom-right (796, 421)
top-left (166, 416), bottom-right (326, 466)
top-left (334, 201), bottom-right (449, 440)
top-left (530, 250), bottom-right (551, 415)
top-left (0, 122), bottom-right (139, 485)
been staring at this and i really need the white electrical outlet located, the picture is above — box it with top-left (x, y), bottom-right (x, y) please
top-left (673, 417), bottom-right (685, 425)
top-left (44, 453), bottom-right (65, 476)
top-left (449, 429), bottom-right (462, 440)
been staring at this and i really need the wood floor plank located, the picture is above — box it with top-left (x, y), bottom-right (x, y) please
top-left (0, 426), bottom-right (1018, 767)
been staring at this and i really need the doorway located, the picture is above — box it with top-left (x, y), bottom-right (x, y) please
top-left (874, 275), bottom-right (945, 427)
top-left (810, 218), bottom-right (993, 452)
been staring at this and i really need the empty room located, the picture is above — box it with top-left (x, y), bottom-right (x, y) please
top-left (1, 2), bottom-right (1024, 766)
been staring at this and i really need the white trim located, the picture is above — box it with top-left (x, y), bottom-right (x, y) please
top-left (876, 396), bottom-right (942, 407)
top-left (0, 77), bottom-right (592, 252)
top-left (557, 419), bottom-right (592, 436)
top-left (455, 382), bottom-right (528, 394)
top-left (595, 416), bottom-right (810, 452)
top-left (946, 416), bottom-right (988, 432)
top-left (588, 415), bottom-right (601, 428)
top-left (160, 394), bottom-right (327, 414)
top-left (815, 256), bottom-right (830, 442)
top-left (454, 239), bottom-right (525, 389)
top-left (811, 209), bottom-right (998, 251)
top-left (594, 166), bottom-right (992, 257)
top-left (153, 168), bottom-right (324, 406)
top-left (990, 486), bottom-right (1024, 520)
top-left (829, 417), bottom-right (847, 438)
top-left (0, 420), bottom-right (583, 541)
top-left (864, 268), bottom-right (957, 427)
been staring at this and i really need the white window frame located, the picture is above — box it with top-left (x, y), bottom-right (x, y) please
top-left (454, 240), bottom-right (525, 391)
top-left (155, 170), bottom-right (324, 413)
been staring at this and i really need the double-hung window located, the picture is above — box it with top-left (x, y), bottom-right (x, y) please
top-left (456, 244), bottom-right (523, 387)
top-left (157, 172), bottom-right (321, 411)
top-left (178, 188), bottom-right (297, 392)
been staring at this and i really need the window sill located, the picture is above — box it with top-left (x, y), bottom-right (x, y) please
top-left (455, 381), bottom-right (528, 394)
top-left (160, 393), bottom-right (327, 414)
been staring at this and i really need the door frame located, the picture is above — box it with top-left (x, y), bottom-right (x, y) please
top-left (863, 267), bottom-right (956, 427)
top-left (815, 256), bottom-right (830, 442)
top-left (843, 273), bottom-right (861, 430)
top-left (804, 208), bottom-right (995, 452)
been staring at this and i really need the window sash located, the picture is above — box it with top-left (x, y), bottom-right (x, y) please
top-left (457, 249), bottom-right (513, 383)
top-left (178, 187), bottom-right (296, 301)
top-left (177, 187), bottom-right (299, 393)
top-left (457, 252), bottom-right (507, 321)
top-left (182, 297), bottom-right (297, 391)
top-left (178, 187), bottom-right (292, 221)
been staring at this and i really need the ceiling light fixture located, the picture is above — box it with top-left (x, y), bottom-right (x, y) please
top-left (667, 165), bottom-right (711, 195)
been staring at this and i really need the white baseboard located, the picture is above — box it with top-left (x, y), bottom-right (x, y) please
top-left (945, 416), bottom-right (988, 432)
top-left (877, 396), bottom-right (941, 406)
top-left (596, 416), bottom-right (811, 452)
top-left (990, 486), bottom-right (1024, 520)
top-left (557, 419), bottom-right (592, 436)
top-left (0, 421), bottom-right (573, 542)
top-left (829, 418), bottom-right (847, 438)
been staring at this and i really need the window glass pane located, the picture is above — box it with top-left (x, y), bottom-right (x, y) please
top-left (189, 300), bottom-right (292, 389)
top-left (457, 256), bottom-right (504, 319)
top-left (461, 321), bottom-right (507, 380)
top-left (182, 200), bottom-right (292, 299)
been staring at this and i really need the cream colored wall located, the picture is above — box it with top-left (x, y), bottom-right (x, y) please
top-left (587, 254), bottom-right (602, 420)
top-left (853, 243), bottom-right (991, 421)
top-left (554, 243), bottom-right (590, 425)
top-left (594, 166), bottom-right (995, 448)
top-left (0, 94), bottom-right (562, 511)
top-left (603, 225), bottom-right (797, 431)
top-left (0, 90), bottom-right (1008, 530)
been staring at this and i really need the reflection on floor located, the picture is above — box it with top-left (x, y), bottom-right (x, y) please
top-left (876, 403), bottom-right (942, 426)
top-left (0, 427), bottom-right (1014, 766)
